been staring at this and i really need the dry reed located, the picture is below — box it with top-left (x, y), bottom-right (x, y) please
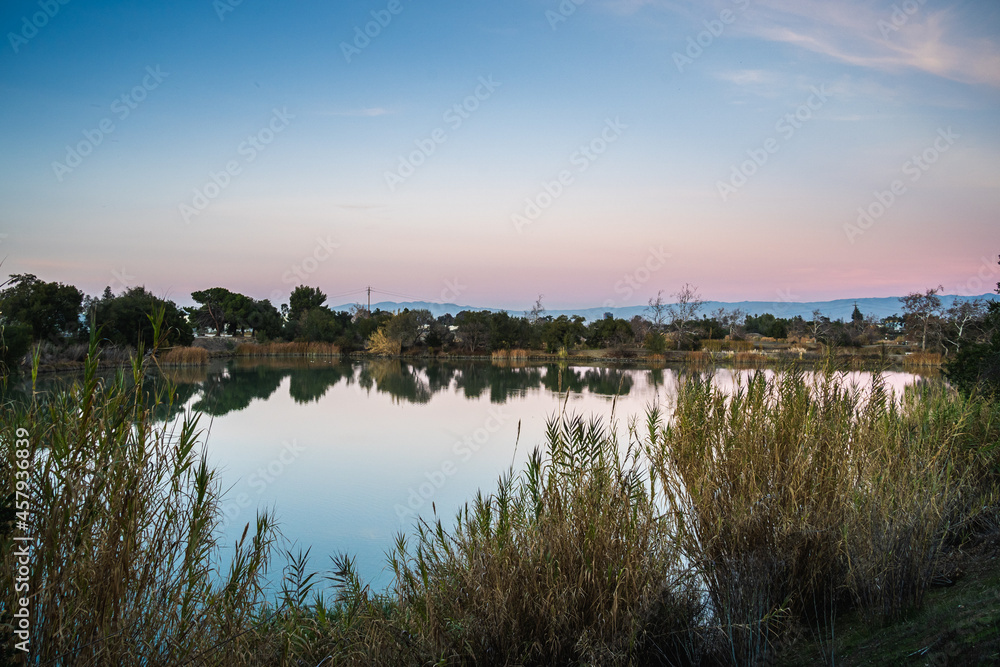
top-left (236, 341), bottom-right (341, 357)
top-left (160, 345), bottom-right (210, 366)
top-left (903, 351), bottom-right (943, 368)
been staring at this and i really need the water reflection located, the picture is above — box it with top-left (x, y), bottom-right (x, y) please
top-left (9, 359), bottom-right (937, 592)
top-left (153, 359), bottom-right (646, 417)
top-left (8, 359), bottom-right (942, 420)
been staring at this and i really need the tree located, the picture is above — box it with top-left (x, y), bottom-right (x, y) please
top-left (190, 287), bottom-right (234, 336)
top-left (712, 307), bottom-right (746, 339)
top-left (942, 299), bottom-right (987, 356)
top-left (384, 309), bottom-right (433, 349)
top-left (586, 313), bottom-right (633, 350)
top-left (93, 287), bottom-right (193, 348)
top-left (630, 315), bottom-right (650, 345)
top-left (524, 295), bottom-right (546, 325)
top-left (245, 299), bottom-right (282, 341)
top-left (489, 311), bottom-right (531, 350)
top-left (899, 286), bottom-right (943, 351)
top-left (945, 255), bottom-right (1000, 395)
top-left (666, 283), bottom-right (704, 350)
top-left (349, 303), bottom-right (370, 321)
top-left (541, 315), bottom-right (586, 353)
top-left (366, 328), bottom-right (402, 356)
top-left (645, 290), bottom-right (669, 332)
top-left (643, 331), bottom-right (667, 355)
top-left (455, 311), bottom-right (491, 352)
top-left (0, 320), bottom-right (32, 370)
top-left (745, 313), bottom-right (790, 339)
top-left (851, 303), bottom-right (864, 326)
top-left (809, 309), bottom-right (832, 342)
top-left (288, 286), bottom-right (328, 323)
top-left (0, 273), bottom-right (83, 341)
top-left (299, 308), bottom-right (340, 343)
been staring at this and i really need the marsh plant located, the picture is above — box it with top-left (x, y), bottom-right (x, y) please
top-left (0, 313), bottom-right (276, 666)
top-left (648, 367), bottom-right (998, 663)
top-left (1, 329), bottom-right (997, 665)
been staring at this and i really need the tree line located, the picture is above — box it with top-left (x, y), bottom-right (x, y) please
top-left (1, 266), bottom-right (998, 394)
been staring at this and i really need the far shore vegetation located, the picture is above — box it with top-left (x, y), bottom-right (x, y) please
top-left (2, 268), bottom-right (999, 385)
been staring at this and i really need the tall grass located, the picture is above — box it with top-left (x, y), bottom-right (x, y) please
top-left (236, 342), bottom-right (340, 357)
top-left (2, 336), bottom-right (996, 665)
top-left (733, 351), bottom-right (769, 367)
top-left (0, 314), bottom-right (276, 666)
top-left (160, 345), bottom-right (210, 366)
top-left (490, 348), bottom-right (529, 361)
top-left (386, 412), bottom-right (705, 665)
top-left (903, 351), bottom-right (943, 368)
top-left (646, 367), bottom-right (999, 662)
top-left (686, 350), bottom-right (710, 367)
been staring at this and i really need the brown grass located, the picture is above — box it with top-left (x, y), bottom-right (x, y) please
top-left (686, 350), bottom-right (710, 366)
top-left (236, 342), bottom-right (341, 357)
top-left (904, 351), bottom-right (943, 368)
top-left (491, 348), bottom-right (529, 361)
top-left (648, 369), bottom-right (999, 662)
top-left (734, 351), bottom-right (769, 367)
top-left (159, 346), bottom-right (210, 366)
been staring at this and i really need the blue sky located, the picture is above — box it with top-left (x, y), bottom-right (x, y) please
top-left (1, 0), bottom-right (998, 310)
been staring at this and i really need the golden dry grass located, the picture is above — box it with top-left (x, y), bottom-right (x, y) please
top-left (236, 341), bottom-right (341, 357)
top-left (904, 351), bottom-right (944, 367)
top-left (490, 348), bottom-right (529, 361)
top-left (159, 346), bottom-right (210, 366)
top-left (734, 350), bottom-right (769, 367)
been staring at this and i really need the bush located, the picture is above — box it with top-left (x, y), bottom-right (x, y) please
top-left (644, 331), bottom-right (667, 355)
top-left (0, 321), bottom-right (31, 371)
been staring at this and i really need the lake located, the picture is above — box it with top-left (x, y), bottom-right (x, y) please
top-left (145, 358), bottom-right (932, 590)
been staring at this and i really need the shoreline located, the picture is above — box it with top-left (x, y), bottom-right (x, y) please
top-left (22, 340), bottom-right (943, 376)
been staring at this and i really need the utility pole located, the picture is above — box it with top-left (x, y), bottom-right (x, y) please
top-left (367, 285), bottom-right (371, 314)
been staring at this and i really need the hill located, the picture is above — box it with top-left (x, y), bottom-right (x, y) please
top-left (331, 294), bottom-right (999, 323)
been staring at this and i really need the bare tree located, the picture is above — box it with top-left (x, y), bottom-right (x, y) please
top-left (667, 283), bottom-right (704, 349)
top-left (900, 286), bottom-right (943, 351)
top-left (712, 306), bottom-right (746, 338)
top-left (809, 309), bottom-right (831, 341)
top-left (942, 298), bottom-right (987, 355)
top-left (525, 294), bottom-right (546, 325)
top-left (349, 303), bottom-right (370, 321)
top-left (645, 290), bottom-right (669, 332)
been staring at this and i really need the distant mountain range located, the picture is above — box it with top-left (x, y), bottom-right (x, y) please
top-left (332, 294), bottom-right (999, 324)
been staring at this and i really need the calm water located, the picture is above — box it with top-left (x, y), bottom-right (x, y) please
top-left (144, 358), bottom-right (930, 589)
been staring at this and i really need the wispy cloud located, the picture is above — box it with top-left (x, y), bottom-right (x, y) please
top-left (606, 0), bottom-right (1000, 87)
top-left (741, 0), bottom-right (1000, 87)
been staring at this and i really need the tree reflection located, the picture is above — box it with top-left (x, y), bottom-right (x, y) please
top-left (192, 364), bottom-right (286, 415)
top-left (582, 368), bottom-right (633, 396)
top-left (74, 359), bottom-right (665, 418)
top-left (358, 359), bottom-right (432, 404)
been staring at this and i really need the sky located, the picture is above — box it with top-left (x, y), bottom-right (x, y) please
top-left (1, 0), bottom-right (998, 311)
